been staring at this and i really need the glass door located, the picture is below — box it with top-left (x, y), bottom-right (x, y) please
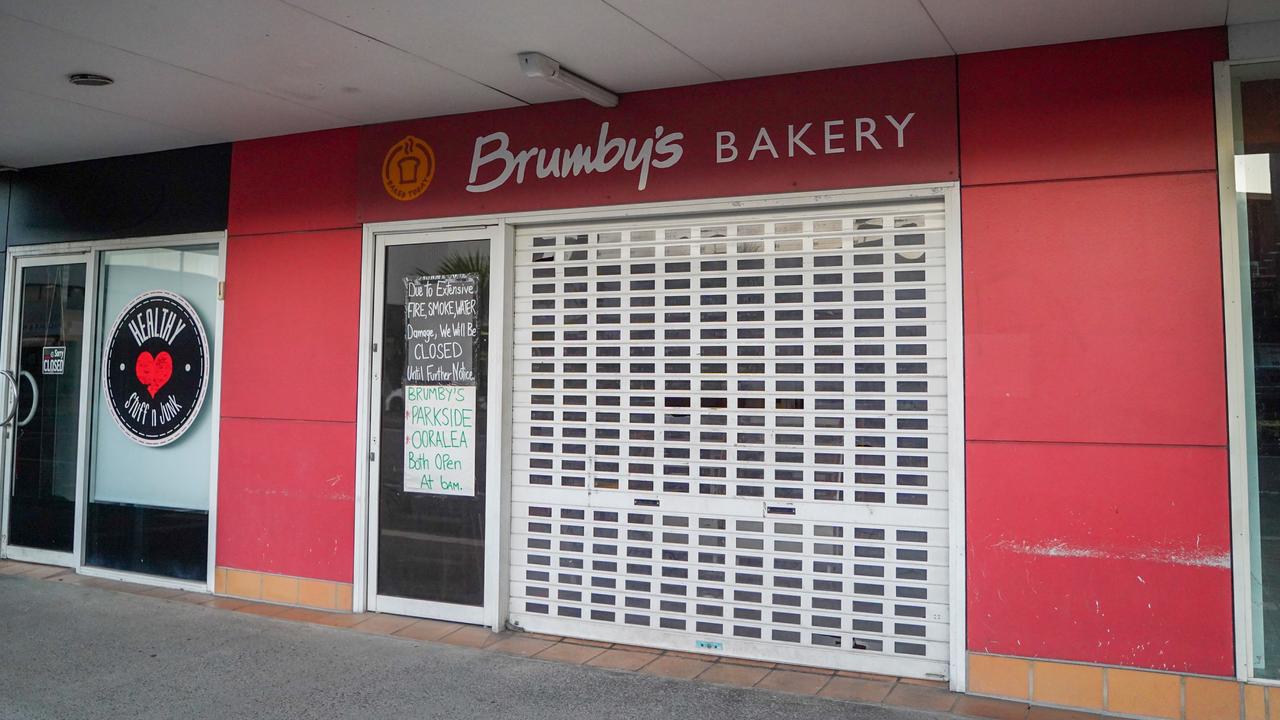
top-left (368, 229), bottom-right (495, 623)
top-left (1, 255), bottom-right (92, 566)
top-left (1233, 60), bottom-right (1280, 678)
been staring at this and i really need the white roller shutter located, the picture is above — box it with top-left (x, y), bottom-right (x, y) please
top-left (509, 198), bottom-right (953, 680)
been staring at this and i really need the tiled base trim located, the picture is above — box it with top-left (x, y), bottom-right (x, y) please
top-left (214, 566), bottom-right (353, 611)
top-left (970, 652), bottom-right (1268, 719)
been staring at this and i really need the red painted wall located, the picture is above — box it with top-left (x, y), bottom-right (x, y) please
top-left (214, 25), bottom-right (1238, 677)
top-left (218, 128), bottom-right (362, 583)
top-left (216, 60), bottom-right (959, 584)
top-left (960, 28), bottom-right (1232, 675)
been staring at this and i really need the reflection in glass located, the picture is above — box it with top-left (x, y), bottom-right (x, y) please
top-left (85, 245), bottom-right (219, 580)
top-left (1240, 63), bottom-right (1280, 678)
top-left (6, 263), bottom-right (86, 552)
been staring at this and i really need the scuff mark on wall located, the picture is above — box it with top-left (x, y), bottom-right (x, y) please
top-left (992, 539), bottom-right (1230, 569)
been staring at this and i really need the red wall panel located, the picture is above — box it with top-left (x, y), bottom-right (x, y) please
top-left (217, 417), bottom-right (356, 583)
top-left (959, 28), bottom-right (1224, 185)
top-left (220, 229), bottom-right (361, 423)
top-left (960, 30), bottom-right (1233, 676)
top-left (963, 172), bottom-right (1226, 446)
top-left (221, 141), bottom-right (363, 582)
top-left (966, 441), bottom-right (1232, 675)
top-left (228, 127), bottom-right (359, 235)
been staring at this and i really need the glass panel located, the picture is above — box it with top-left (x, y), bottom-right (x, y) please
top-left (6, 263), bottom-right (86, 552)
top-left (1239, 62), bottom-right (1280, 678)
top-left (377, 239), bottom-right (489, 606)
top-left (85, 245), bottom-right (219, 580)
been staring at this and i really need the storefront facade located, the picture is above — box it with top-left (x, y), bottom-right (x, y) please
top-left (0, 146), bottom-right (230, 587)
top-left (3, 22), bottom-right (1280, 717)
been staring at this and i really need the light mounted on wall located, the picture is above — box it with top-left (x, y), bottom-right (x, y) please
top-left (518, 52), bottom-right (618, 108)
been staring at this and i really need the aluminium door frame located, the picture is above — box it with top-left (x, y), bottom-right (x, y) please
top-left (361, 225), bottom-right (511, 626)
top-left (0, 250), bottom-right (96, 569)
top-left (1217, 56), bottom-right (1280, 685)
top-left (356, 182), bottom-right (965, 690)
top-left (0, 232), bottom-right (226, 594)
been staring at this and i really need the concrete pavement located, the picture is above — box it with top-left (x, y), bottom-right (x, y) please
top-left (0, 573), bottom-right (947, 720)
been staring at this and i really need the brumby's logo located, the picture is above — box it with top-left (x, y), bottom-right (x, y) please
top-left (466, 122), bottom-right (683, 194)
top-left (383, 135), bottom-right (436, 201)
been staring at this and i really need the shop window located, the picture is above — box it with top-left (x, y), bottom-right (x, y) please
top-left (1236, 61), bottom-right (1280, 678)
top-left (84, 245), bottom-right (219, 581)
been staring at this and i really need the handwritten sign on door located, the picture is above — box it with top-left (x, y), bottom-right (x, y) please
top-left (403, 273), bottom-right (477, 385)
top-left (402, 273), bottom-right (479, 496)
top-left (404, 385), bottom-right (475, 495)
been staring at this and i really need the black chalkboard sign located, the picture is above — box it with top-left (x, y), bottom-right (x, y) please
top-left (403, 273), bottom-right (478, 385)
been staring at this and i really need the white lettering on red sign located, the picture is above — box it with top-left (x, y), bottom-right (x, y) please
top-left (466, 122), bottom-right (683, 193)
top-left (716, 114), bottom-right (913, 165)
top-left (466, 113), bottom-right (916, 192)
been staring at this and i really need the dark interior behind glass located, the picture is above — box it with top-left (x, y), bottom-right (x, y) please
top-left (377, 240), bottom-right (489, 606)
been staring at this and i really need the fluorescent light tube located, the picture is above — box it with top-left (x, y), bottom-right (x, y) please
top-left (518, 52), bottom-right (618, 108)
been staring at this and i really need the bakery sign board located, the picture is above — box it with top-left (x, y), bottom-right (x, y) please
top-left (359, 56), bottom-right (958, 222)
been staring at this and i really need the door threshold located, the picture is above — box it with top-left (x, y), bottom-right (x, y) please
top-left (2, 546), bottom-right (75, 567)
top-left (372, 594), bottom-right (486, 625)
top-left (77, 565), bottom-right (208, 594)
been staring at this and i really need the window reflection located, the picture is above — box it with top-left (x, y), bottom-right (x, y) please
top-left (1239, 64), bottom-right (1280, 678)
top-left (85, 244), bottom-right (219, 581)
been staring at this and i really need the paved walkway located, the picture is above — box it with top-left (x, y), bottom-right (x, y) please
top-left (0, 564), bottom-right (1082, 720)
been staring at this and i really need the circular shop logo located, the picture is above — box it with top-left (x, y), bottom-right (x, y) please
top-left (102, 291), bottom-right (210, 447)
top-left (382, 135), bottom-right (436, 201)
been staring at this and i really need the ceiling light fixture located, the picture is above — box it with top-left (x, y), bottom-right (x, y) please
top-left (518, 52), bottom-right (617, 108)
top-left (68, 73), bottom-right (114, 87)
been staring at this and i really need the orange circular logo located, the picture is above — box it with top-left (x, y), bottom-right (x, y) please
top-left (382, 135), bottom-right (435, 201)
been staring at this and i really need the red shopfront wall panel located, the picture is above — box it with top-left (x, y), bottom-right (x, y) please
top-left (959, 28), bottom-right (1223, 185)
top-left (962, 173), bottom-right (1226, 446)
top-left (967, 442), bottom-right (1233, 675)
top-left (220, 229), bottom-right (361, 422)
top-left (220, 127), bottom-right (364, 581)
top-left (217, 418), bottom-right (356, 583)
top-left (228, 127), bottom-right (360, 236)
top-left (217, 228), bottom-right (361, 579)
top-left (959, 29), bottom-right (1232, 676)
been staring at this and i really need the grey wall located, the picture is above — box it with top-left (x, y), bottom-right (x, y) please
top-left (1231, 20), bottom-right (1280, 61)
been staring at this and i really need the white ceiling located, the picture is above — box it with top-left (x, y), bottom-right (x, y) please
top-left (0, 0), bottom-right (1274, 168)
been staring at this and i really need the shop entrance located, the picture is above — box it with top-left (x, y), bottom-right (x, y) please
top-left (365, 228), bottom-right (502, 623)
top-left (506, 198), bottom-right (959, 680)
top-left (0, 236), bottom-right (222, 587)
top-left (1, 254), bottom-right (91, 566)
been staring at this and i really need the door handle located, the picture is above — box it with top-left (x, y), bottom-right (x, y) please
top-left (16, 371), bottom-right (38, 428)
top-left (0, 370), bottom-right (17, 427)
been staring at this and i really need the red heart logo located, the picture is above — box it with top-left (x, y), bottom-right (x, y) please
top-left (135, 351), bottom-right (173, 398)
